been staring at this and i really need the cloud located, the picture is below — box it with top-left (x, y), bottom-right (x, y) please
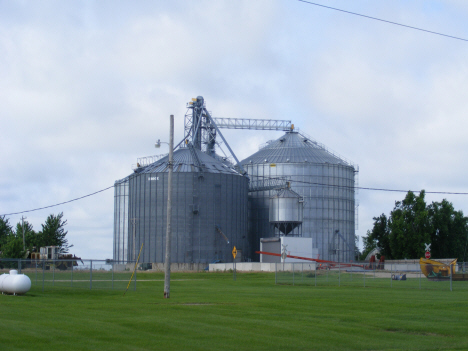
top-left (2, 0), bottom-right (468, 256)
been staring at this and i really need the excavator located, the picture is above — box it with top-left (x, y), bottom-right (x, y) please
top-left (419, 257), bottom-right (468, 281)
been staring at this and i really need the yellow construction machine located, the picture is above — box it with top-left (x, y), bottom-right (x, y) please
top-left (419, 257), bottom-right (468, 281)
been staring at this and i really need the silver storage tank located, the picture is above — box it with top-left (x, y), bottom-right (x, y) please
top-left (269, 186), bottom-right (303, 236)
top-left (241, 131), bottom-right (357, 262)
top-left (114, 146), bottom-right (249, 263)
top-left (113, 177), bottom-right (129, 263)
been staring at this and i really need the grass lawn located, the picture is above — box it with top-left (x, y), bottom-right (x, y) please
top-left (1, 271), bottom-right (467, 351)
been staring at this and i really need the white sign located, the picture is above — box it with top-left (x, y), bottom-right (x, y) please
top-left (425, 243), bottom-right (431, 252)
top-left (281, 244), bottom-right (288, 261)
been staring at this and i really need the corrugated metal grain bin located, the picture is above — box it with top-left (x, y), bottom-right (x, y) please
top-left (241, 131), bottom-right (357, 262)
top-left (113, 177), bottom-right (129, 262)
top-left (114, 147), bottom-right (249, 263)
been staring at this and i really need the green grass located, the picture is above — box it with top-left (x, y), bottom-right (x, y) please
top-left (1, 272), bottom-right (468, 351)
top-left (276, 270), bottom-right (463, 291)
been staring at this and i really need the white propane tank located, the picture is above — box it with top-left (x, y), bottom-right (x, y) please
top-left (0, 270), bottom-right (31, 295)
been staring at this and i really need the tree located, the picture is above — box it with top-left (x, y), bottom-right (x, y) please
top-left (1, 236), bottom-right (25, 259)
top-left (14, 221), bottom-right (36, 251)
top-left (388, 191), bottom-right (430, 259)
top-left (362, 214), bottom-right (390, 259)
top-left (0, 216), bottom-right (13, 252)
top-left (1, 220), bottom-right (35, 259)
top-left (363, 190), bottom-right (468, 260)
top-left (355, 235), bottom-right (361, 261)
top-left (361, 231), bottom-right (376, 260)
top-left (38, 213), bottom-right (73, 253)
top-left (428, 200), bottom-right (468, 261)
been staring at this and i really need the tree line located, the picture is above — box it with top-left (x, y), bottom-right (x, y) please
top-left (0, 212), bottom-right (72, 259)
top-left (362, 190), bottom-right (468, 261)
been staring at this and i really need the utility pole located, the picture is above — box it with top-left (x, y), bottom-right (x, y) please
top-left (21, 216), bottom-right (27, 251)
top-left (164, 114), bottom-right (174, 298)
top-left (130, 218), bottom-right (138, 261)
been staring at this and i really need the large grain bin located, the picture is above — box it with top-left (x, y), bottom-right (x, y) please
top-left (113, 177), bottom-right (129, 262)
top-left (114, 146), bottom-right (249, 263)
top-left (241, 131), bottom-right (357, 262)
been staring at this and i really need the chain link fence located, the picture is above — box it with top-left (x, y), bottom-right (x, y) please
top-left (3, 258), bottom-right (465, 292)
top-left (275, 262), bottom-right (468, 291)
top-left (0, 259), bottom-right (139, 291)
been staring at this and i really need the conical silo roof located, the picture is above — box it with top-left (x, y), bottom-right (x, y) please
top-left (240, 131), bottom-right (351, 166)
top-left (271, 187), bottom-right (302, 199)
top-left (136, 147), bottom-right (242, 175)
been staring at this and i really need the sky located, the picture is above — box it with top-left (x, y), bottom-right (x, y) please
top-left (2, 0), bottom-right (468, 259)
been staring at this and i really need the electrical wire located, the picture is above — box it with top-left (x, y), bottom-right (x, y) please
top-left (250, 174), bottom-right (468, 195)
top-left (1, 186), bottom-right (114, 216)
top-left (297, 0), bottom-right (468, 42)
top-left (4, 5), bottom-right (465, 217)
top-left (3, 166), bottom-right (468, 217)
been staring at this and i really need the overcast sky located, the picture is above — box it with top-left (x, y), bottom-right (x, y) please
top-left (2, 0), bottom-right (468, 259)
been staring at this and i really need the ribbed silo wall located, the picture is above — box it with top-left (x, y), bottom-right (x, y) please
top-left (127, 172), bottom-right (249, 263)
top-left (245, 162), bottom-right (355, 262)
top-left (113, 179), bottom-right (129, 262)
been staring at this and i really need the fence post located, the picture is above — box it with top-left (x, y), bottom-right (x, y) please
top-left (390, 263), bottom-right (393, 288)
top-left (450, 269), bottom-right (452, 292)
top-left (71, 261), bottom-right (74, 287)
top-left (35, 261), bottom-right (38, 285)
top-left (363, 269), bottom-right (365, 288)
top-left (419, 267), bottom-right (421, 290)
top-left (314, 263), bottom-right (317, 287)
top-left (275, 263), bottom-right (277, 285)
top-left (19, 259), bottom-right (21, 274)
top-left (42, 261), bottom-right (45, 292)
top-left (90, 260), bottom-right (93, 290)
top-left (233, 261), bottom-right (236, 281)
top-left (302, 263), bottom-right (304, 283)
top-left (133, 263), bottom-right (137, 291)
top-left (112, 262), bottom-right (114, 290)
top-left (339, 263), bottom-right (341, 287)
top-left (293, 263), bottom-right (295, 286)
top-left (53, 260), bottom-right (55, 286)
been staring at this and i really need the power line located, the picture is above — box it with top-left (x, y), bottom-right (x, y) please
top-left (251, 174), bottom-right (468, 195)
top-left (1, 186), bottom-right (114, 216)
top-left (297, 0), bottom-right (468, 42)
top-left (3, 165), bottom-right (468, 217)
